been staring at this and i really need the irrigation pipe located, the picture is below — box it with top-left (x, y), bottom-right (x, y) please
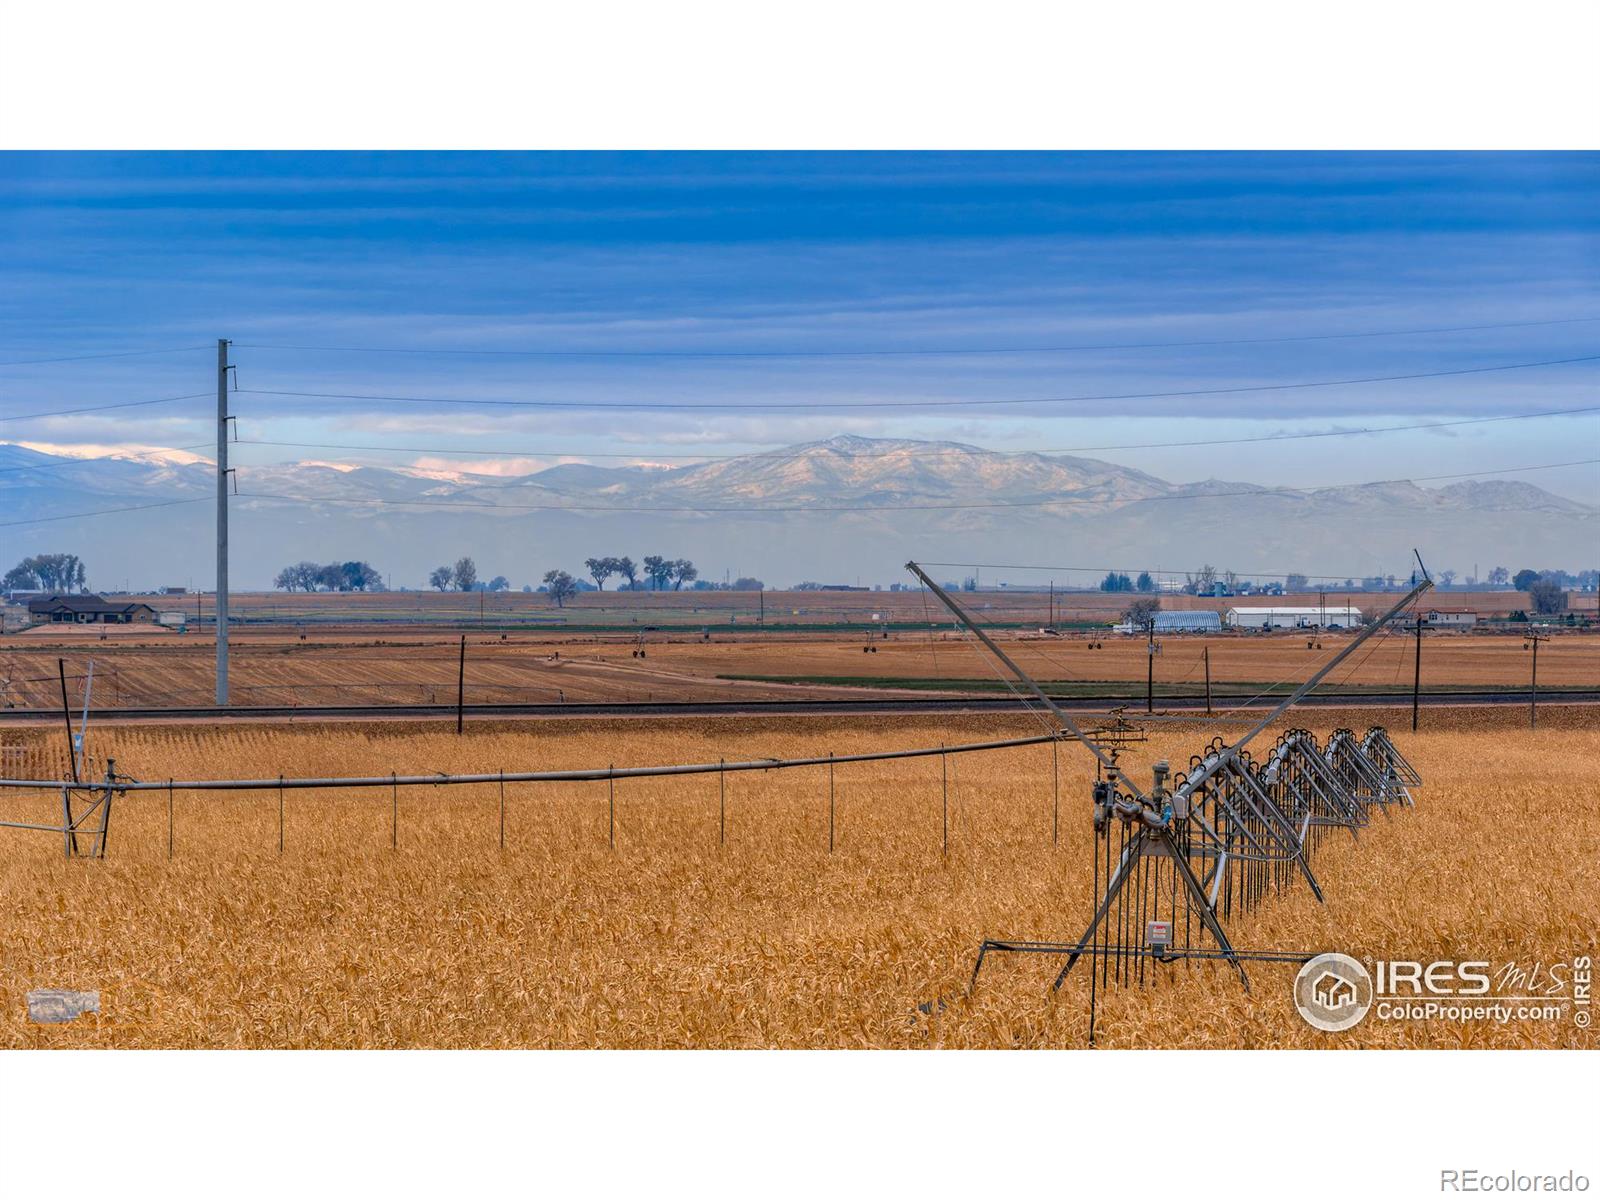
top-left (0, 730), bottom-right (1067, 794)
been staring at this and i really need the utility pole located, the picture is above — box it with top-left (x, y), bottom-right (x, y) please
top-left (1527, 631), bottom-right (1548, 729)
top-left (1204, 645), bottom-right (1212, 716)
top-left (1146, 619), bottom-right (1155, 714)
top-left (215, 338), bottom-right (231, 705)
top-left (1411, 611), bottom-right (1423, 732)
top-left (1048, 578), bottom-right (1054, 628)
top-left (456, 634), bottom-right (467, 735)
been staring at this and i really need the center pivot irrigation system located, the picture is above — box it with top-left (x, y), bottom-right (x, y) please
top-left (903, 558), bottom-right (1430, 1040)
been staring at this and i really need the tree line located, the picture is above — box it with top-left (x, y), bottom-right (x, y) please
top-left (259, 554), bottom-right (1579, 616)
top-left (581, 555), bottom-right (700, 591)
top-left (425, 558), bottom-right (509, 593)
top-left (2, 553), bottom-right (87, 593)
top-left (542, 556), bottom-right (702, 607)
top-left (273, 561), bottom-right (384, 592)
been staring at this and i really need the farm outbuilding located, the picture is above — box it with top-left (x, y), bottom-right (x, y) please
top-left (1111, 610), bottom-right (1223, 634)
top-left (1225, 605), bottom-right (1364, 630)
top-left (1149, 610), bottom-right (1223, 633)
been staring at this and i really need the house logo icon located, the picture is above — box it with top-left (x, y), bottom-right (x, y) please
top-left (1294, 953), bottom-right (1373, 1031)
top-left (1313, 972), bottom-right (1356, 1010)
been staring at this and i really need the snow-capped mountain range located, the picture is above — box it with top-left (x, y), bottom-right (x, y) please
top-left (2, 435), bottom-right (1593, 588)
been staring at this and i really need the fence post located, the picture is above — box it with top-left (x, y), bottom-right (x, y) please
top-left (828, 752), bottom-right (835, 854)
top-left (1051, 737), bottom-right (1059, 846)
top-left (719, 758), bottom-right (725, 847)
top-left (499, 769), bottom-right (505, 851)
top-left (391, 773), bottom-right (398, 851)
top-left (278, 775), bottom-right (284, 854)
top-left (608, 765), bottom-right (615, 850)
top-left (941, 744), bottom-right (948, 859)
top-left (167, 779), bottom-right (174, 859)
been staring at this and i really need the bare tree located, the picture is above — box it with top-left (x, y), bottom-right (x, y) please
top-left (1185, 565), bottom-right (1218, 595)
top-left (543, 569), bottom-right (578, 608)
top-left (670, 558), bottom-right (698, 590)
top-left (429, 566), bottom-right (453, 591)
top-left (452, 557), bottom-right (478, 592)
top-left (274, 561), bottom-right (324, 592)
top-left (615, 556), bottom-right (638, 590)
top-left (585, 557), bottom-right (618, 591)
top-left (1123, 597), bottom-right (1161, 627)
top-left (642, 555), bottom-right (670, 590)
top-left (1528, 579), bottom-right (1567, 615)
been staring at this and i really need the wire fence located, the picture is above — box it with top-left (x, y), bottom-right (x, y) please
top-left (0, 728), bottom-right (1080, 859)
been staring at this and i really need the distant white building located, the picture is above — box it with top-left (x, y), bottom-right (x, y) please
top-left (1111, 610), bottom-right (1224, 635)
top-left (1225, 605), bottom-right (1364, 630)
top-left (1414, 606), bottom-right (1477, 629)
top-left (1152, 610), bottom-right (1223, 633)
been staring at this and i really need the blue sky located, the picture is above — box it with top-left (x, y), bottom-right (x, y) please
top-left (1, 151), bottom-right (1597, 496)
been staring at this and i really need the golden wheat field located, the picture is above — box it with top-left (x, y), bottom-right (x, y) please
top-left (1, 707), bottom-right (1595, 1049)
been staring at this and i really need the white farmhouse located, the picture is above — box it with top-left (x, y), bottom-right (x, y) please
top-left (1414, 606), bottom-right (1477, 629)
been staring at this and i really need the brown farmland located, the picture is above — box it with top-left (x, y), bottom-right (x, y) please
top-left (2, 706), bottom-right (1594, 1049)
top-left (3, 625), bottom-right (1596, 709)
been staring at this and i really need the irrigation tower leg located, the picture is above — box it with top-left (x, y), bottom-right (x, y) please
top-left (1052, 827), bottom-right (1248, 992)
top-left (1051, 828), bottom-right (1147, 986)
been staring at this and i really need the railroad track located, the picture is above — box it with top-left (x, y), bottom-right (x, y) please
top-left (2, 689), bottom-right (1594, 722)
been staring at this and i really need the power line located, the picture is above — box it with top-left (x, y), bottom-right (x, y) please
top-left (0, 345), bottom-right (211, 369)
top-left (0, 392), bottom-right (213, 424)
top-left (226, 456), bottom-right (1598, 517)
top-left (236, 353), bottom-right (1600, 412)
top-left (230, 315), bottom-right (1600, 359)
top-left (0, 497), bottom-right (210, 528)
top-left (228, 404), bottom-right (1600, 464)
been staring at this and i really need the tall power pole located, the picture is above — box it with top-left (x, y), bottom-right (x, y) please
top-left (216, 338), bottom-right (231, 705)
top-left (1146, 618), bottom-right (1156, 714)
top-left (1528, 631), bottom-right (1548, 729)
top-left (1411, 610), bottom-right (1422, 732)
